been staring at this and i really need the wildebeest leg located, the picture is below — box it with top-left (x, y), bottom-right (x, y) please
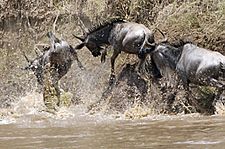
top-left (207, 78), bottom-right (225, 105)
top-left (178, 73), bottom-right (192, 112)
top-left (101, 48), bottom-right (107, 63)
top-left (72, 51), bottom-right (84, 69)
top-left (50, 67), bottom-right (61, 106)
top-left (136, 55), bottom-right (146, 73)
top-left (213, 87), bottom-right (224, 106)
top-left (177, 70), bottom-right (190, 91)
top-left (43, 63), bottom-right (60, 111)
top-left (110, 50), bottom-right (120, 84)
top-left (150, 55), bottom-right (162, 78)
top-left (177, 70), bottom-right (192, 111)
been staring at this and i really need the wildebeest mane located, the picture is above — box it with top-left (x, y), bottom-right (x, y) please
top-left (169, 39), bottom-right (192, 48)
top-left (161, 44), bottom-right (181, 70)
top-left (164, 39), bottom-right (192, 59)
top-left (87, 18), bottom-right (125, 35)
top-left (160, 39), bottom-right (192, 69)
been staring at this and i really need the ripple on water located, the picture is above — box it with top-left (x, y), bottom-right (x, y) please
top-left (175, 140), bottom-right (222, 145)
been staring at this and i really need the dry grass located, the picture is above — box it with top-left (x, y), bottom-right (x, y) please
top-left (156, 0), bottom-right (225, 51)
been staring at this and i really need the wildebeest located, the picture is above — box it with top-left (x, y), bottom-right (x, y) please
top-left (23, 32), bottom-right (84, 109)
top-left (23, 32), bottom-right (84, 85)
top-left (73, 18), bottom-right (157, 83)
top-left (151, 39), bottom-right (225, 100)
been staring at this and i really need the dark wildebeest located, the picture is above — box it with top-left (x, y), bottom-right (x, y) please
top-left (73, 18), bottom-right (158, 83)
top-left (151, 39), bottom-right (225, 103)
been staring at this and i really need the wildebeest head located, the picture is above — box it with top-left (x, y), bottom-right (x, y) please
top-left (22, 52), bottom-right (44, 84)
top-left (23, 51), bottom-right (40, 70)
top-left (23, 31), bottom-right (84, 85)
top-left (74, 18), bottom-right (126, 57)
top-left (73, 34), bottom-right (103, 57)
top-left (151, 38), bottom-right (192, 79)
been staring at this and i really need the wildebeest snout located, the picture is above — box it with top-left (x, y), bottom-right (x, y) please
top-left (92, 50), bottom-right (101, 57)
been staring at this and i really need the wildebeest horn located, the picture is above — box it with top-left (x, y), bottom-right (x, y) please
top-left (149, 43), bottom-right (156, 47)
top-left (74, 42), bottom-right (85, 50)
top-left (73, 34), bottom-right (85, 42)
top-left (47, 31), bottom-right (60, 43)
top-left (46, 31), bottom-right (53, 38)
top-left (77, 16), bottom-right (89, 34)
top-left (155, 28), bottom-right (168, 43)
top-left (35, 49), bottom-right (39, 56)
top-left (22, 51), bottom-right (30, 63)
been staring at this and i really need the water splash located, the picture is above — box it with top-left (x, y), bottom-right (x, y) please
top-left (0, 91), bottom-right (78, 124)
top-left (215, 100), bottom-right (225, 115)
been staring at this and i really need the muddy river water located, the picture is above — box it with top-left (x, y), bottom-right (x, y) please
top-left (0, 103), bottom-right (225, 149)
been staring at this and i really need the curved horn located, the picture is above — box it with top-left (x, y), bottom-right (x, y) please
top-left (47, 31), bottom-right (60, 43)
top-left (74, 42), bottom-right (85, 50)
top-left (73, 34), bottom-right (85, 42)
top-left (22, 51), bottom-right (30, 63)
top-left (77, 16), bottom-right (89, 34)
top-left (34, 49), bottom-right (39, 56)
top-left (155, 28), bottom-right (168, 43)
top-left (46, 31), bottom-right (53, 39)
top-left (149, 42), bottom-right (156, 47)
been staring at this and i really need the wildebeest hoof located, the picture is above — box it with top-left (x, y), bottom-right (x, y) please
top-left (92, 51), bottom-right (101, 57)
top-left (79, 66), bottom-right (85, 70)
top-left (101, 56), bottom-right (106, 63)
top-left (101, 50), bottom-right (107, 63)
top-left (109, 74), bottom-right (116, 85)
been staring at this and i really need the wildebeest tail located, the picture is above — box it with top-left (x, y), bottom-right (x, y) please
top-left (138, 33), bottom-right (155, 58)
top-left (47, 31), bottom-right (60, 43)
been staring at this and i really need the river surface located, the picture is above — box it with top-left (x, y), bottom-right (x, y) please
top-left (0, 104), bottom-right (225, 149)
